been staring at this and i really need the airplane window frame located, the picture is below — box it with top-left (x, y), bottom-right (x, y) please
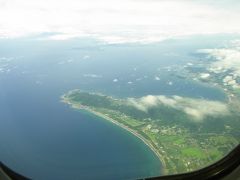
top-left (1, 144), bottom-right (240, 180)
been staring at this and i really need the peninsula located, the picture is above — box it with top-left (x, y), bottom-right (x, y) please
top-left (61, 89), bottom-right (239, 175)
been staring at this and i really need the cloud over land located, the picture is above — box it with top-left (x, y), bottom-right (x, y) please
top-left (128, 95), bottom-right (229, 121)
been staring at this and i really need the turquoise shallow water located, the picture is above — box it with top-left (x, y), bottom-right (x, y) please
top-left (0, 35), bottom-right (234, 179)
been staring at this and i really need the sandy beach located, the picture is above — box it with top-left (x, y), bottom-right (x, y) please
top-left (61, 96), bottom-right (167, 174)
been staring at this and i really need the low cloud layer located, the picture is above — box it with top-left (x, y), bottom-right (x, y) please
top-left (0, 0), bottom-right (240, 43)
top-left (198, 40), bottom-right (240, 76)
top-left (128, 95), bottom-right (229, 121)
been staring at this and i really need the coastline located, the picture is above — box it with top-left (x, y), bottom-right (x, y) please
top-left (61, 95), bottom-right (168, 174)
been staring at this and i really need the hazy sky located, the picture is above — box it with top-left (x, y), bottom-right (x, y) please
top-left (0, 0), bottom-right (240, 43)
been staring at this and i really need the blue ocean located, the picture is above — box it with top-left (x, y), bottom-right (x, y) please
top-left (0, 35), bottom-right (233, 179)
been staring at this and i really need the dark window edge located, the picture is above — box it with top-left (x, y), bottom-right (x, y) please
top-left (147, 144), bottom-right (240, 180)
top-left (1, 144), bottom-right (240, 180)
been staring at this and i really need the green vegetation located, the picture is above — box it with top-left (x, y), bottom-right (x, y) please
top-left (62, 89), bottom-right (240, 175)
top-left (61, 43), bottom-right (240, 175)
top-left (181, 148), bottom-right (205, 159)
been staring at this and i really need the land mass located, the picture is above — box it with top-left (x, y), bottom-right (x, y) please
top-left (61, 89), bottom-right (239, 175)
top-left (61, 42), bottom-right (240, 175)
top-left (62, 93), bottom-right (167, 172)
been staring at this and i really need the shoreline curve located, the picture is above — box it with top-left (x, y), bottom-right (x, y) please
top-left (61, 95), bottom-right (167, 175)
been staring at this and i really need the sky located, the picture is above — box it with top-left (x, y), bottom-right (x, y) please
top-left (0, 0), bottom-right (240, 43)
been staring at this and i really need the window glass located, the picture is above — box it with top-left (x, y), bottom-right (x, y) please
top-left (0, 0), bottom-right (239, 179)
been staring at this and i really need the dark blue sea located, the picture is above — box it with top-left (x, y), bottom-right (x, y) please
top-left (0, 35), bottom-right (234, 179)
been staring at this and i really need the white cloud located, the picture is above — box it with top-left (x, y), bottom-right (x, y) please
top-left (83, 55), bottom-right (90, 60)
top-left (198, 41), bottom-right (240, 76)
top-left (0, 0), bottom-right (240, 43)
top-left (179, 98), bottom-right (229, 121)
top-left (0, 57), bottom-right (13, 62)
top-left (47, 34), bottom-right (84, 40)
top-left (128, 98), bottom-right (148, 112)
top-left (128, 95), bottom-right (229, 121)
top-left (200, 73), bottom-right (210, 79)
top-left (58, 59), bottom-right (74, 65)
top-left (83, 74), bottom-right (102, 78)
top-left (155, 76), bottom-right (160, 81)
top-left (230, 39), bottom-right (240, 49)
top-left (141, 95), bottom-right (159, 106)
top-left (113, 78), bottom-right (118, 82)
top-left (168, 81), bottom-right (173, 86)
